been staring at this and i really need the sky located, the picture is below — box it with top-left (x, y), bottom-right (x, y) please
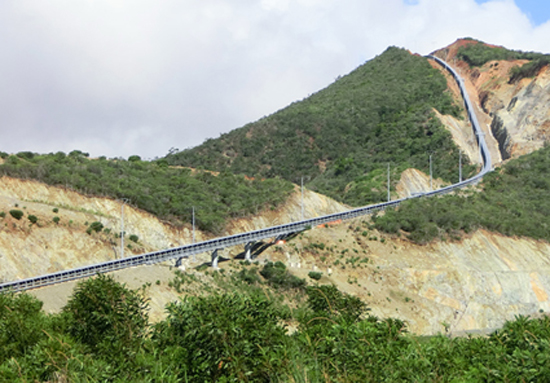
top-left (1, 0), bottom-right (550, 160)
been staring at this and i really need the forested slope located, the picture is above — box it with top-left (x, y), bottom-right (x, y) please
top-left (0, 151), bottom-right (293, 233)
top-left (374, 144), bottom-right (550, 244)
top-left (166, 47), bottom-right (474, 206)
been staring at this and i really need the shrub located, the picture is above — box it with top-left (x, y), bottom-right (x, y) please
top-left (16, 151), bottom-right (35, 160)
top-left (260, 261), bottom-right (306, 290)
top-left (305, 284), bottom-right (368, 322)
top-left (52, 216), bottom-right (60, 224)
top-left (129, 234), bottom-right (139, 243)
top-left (0, 150), bottom-right (294, 234)
top-left (9, 210), bottom-right (24, 220)
top-left (0, 293), bottom-right (50, 364)
top-left (153, 292), bottom-right (289, 381)
top-left (0, 211), bottom-right (5, 218)
top-left (62, 274), bottom-right (149, 360)
top-left (308, 271), bottom-right (323, 280)
top-left (165, 47), bottom-right (466, 207)
top-left (234, 267), bottom-right (261, 285)
top-left (88, 221), bottom-right (104, 233)
top-left (27, 215), bottom-right (38, 224)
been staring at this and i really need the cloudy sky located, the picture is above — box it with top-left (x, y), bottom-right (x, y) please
top-left (1, 0), bottom-right (549, 159)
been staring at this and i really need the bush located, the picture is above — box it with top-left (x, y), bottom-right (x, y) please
top-left (27, 215), bottom-right (38, 224)
top-left (165, 47), bottom-right (466, 207)
top-left (0, 293), bottom-right (50, 364)
top-left (260, 261), bottom-right (306, 290)
top-left (129, 234), bottom-right (139, 243)
top-left (9, 209), bottom-right (24, 220)
top-left (62, 274), bottom-right (149, 360)
top-left (0, 211), bottom-right (5, 218)
top-left (308, 271), bottom-right (323, 280)
top-left (509, 58), bottom-right (550, 83)
top-left (234, 267), bottom-right (261, 285)
top-left (153, 292), bottom-right (289, 381)
top-left (52, 216), bottom-right (60, 224)
top-left (52, 207), bottom-right (58, 213)
top-left (305, 284), bottom-right (368, 322)
top-left (0, 150), bottom-right (294, 234)
top-left (16, 151), bottom-right (35, 160)
top-left (374, 145), bottom-right (550, 244)
top-left (88, 221), bottom-right (104, 233)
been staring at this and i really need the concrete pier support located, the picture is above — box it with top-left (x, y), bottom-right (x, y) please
top-left (245, 242), bottom-right (255, 261)
top-left (211, 249), bottom-right (219, 269)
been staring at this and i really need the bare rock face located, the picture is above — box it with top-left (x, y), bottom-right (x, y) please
top-left (385, 230), bottom-right (550, 334)
top-left (488, 67), bottom-right (550, 159)
top-left (434, 110), bottom-right (482, 167)
top-left (395, 168), bottom-right (446, 198)
top-left (433, 39), bottom-right (550, 164)
top-left (278, 225), bottom-right (550, 336)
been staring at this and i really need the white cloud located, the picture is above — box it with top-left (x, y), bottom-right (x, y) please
top-left (0, 0), bottom-right (549, 159)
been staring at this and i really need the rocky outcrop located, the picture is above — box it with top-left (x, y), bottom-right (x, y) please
top-left (487, 69), bottom-right (550, 159)
top-left (490, 115), bottom-right (512, 160)
top-left (434, 110), bottom-right (482, 167)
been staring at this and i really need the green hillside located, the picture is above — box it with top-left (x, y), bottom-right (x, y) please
top-left (0, 151), bottom-right (293, 233)
top-left (374, 144), bottom-right (550, 244)
top-left (166, 47), bottom-right (475, 206)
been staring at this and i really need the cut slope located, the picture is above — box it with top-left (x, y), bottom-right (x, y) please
top-left (0, 175), bottom-right (347, 283)
top-left (432, 38), bottom-right (550, 162)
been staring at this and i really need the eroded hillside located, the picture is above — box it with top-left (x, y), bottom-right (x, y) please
top-left (3, 173), bottom-right (547, 336)
top-left (0, 176), bottom-right (347, 282)
top-left (432, 39), bottom-right (550, 164)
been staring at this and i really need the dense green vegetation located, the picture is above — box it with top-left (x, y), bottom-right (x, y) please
top-left (0, 150), bottom-right (293, 233)
top-left (166, 47), bottom-right (472, 207)
top-left (456, 39), bottom-right (550, 83)
top-left (2, 271), bottom-right (550, 381)
top-left (374, 144), bottom-right (550, 244)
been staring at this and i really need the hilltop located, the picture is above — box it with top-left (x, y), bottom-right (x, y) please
top-left (165, 46), bottom-right (473, 206)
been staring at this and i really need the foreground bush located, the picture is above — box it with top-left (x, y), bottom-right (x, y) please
top-left (2, 274), bottom-right (550, 381)
top-left (153, 292), bottom-right (290, 381)
top-left (62, 274), bottom-right (149, 364)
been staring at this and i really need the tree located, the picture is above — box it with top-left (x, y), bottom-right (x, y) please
top-left (0, 293), bottom-right (49, 364)
top-left (62, 274), bottom-right (149, 361)
top-left (153, 292), bottom-right (289, 381)
top-left (9, 209), bottom-right (23, 220)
